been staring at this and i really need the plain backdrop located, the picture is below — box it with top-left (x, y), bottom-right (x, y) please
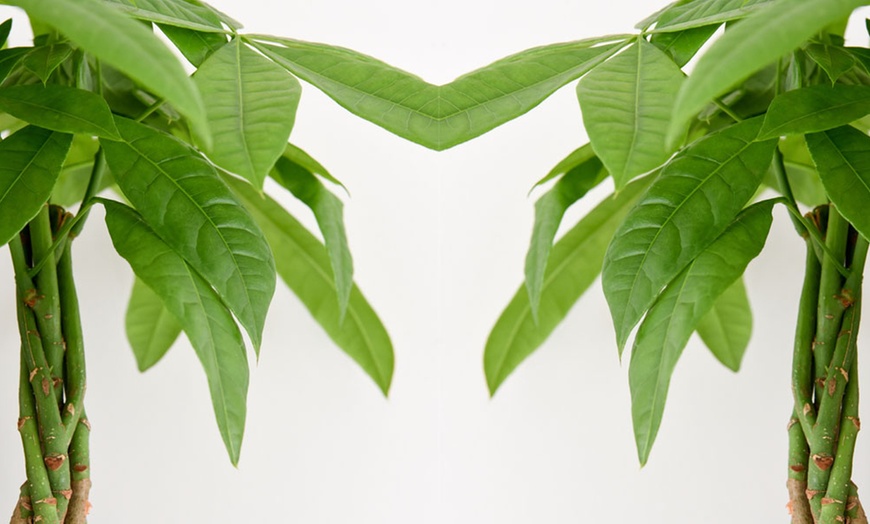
top-left (2, 1), bottom-right (870, 522)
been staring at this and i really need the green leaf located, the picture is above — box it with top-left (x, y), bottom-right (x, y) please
top-left (651, 0), bottom-right (771, 33)
top-left (104, 200), bottom-right (248, 465)
top-left (51, 134), bottom-right (110, 207)
top-left (630, 200), bottom-right (774, 465)
top-left (530, 143), bottom-right (597, 190)
top-left (805, 43), bottom-right (857, 84)
top-left (485, 174), bottom-right (654, 395)
top-left (225, 174), bottom-right (394, 395)
top-left (650, 24), bottom-right (719, 67)
top-left (696, 277), bottom-right (752, 372)
top-left (603, 118), bottom-right (775, 352)
top-left (159, 24), bottom-right (227, 67)
top-left (806, 126), bottom-right (870, 242)
top-left (0, 19), bottom-right (12, 47)
top-left (0, 48), bottom-right (28, 83)
top-left (0, 84), bottom-right (120, 139)
top-left (103, 0), bottom-right (226, 32)
top-left (282, 143), bottom-right (345, 190)
top-left (6, 0), bottom-right (210, 148)
top-left (194, 39), bottom-right (301, 188)
top-left (577, 39), bottom-right (685, 189)
top-left (759, 85), bottom-right (870, 140)
top-left (0, 126), bottom-right (72, 247)
top-left (125, 277), bottom-right (183, 371)
top-left (22, 44), bottom-right (72, 83)
top-left (101, 117), bottom-right (275, 352)
top-left (525, 154), bottom-right (606, 319)
top-left (668, 0), bottom-right (864, 145)
top-left (248, 34), bottom-right (629, 151)
top-left (271, 151), bottom-right (353, 318)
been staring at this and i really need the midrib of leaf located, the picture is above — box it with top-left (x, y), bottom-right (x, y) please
top-left (616, 134), bottom-right (755, 339)
top-left (1, 97), bottom-right (113, 134)
top-left (233, 41), bottom-right (257, 179)
top-left (625, 40), bottom-right (643, 175)
top-left (818, 131), bottom-right (870, 195)
top-left (0, 131), bottom-right (53, 204)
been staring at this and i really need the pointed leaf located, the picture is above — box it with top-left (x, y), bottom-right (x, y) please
top-left (485, 174), bottom-right (654, 395)
top-left (225, 175), bottom-right (393, 395)
top-left (159, 24), bottom-right (227, 67)
top-left (0, 84), bottom-right (120, 139)
top-left (22, 44), bottom-right (72, 83)
top-left (525, 154), bottom-right (606, 319)
top-left (696, 277), bottom-right (752, 372)
top-left (194, 39), bottom-right (301, 188)
top-left (101, 117), bottom-right (275, 351)
top-left (103, 0), bottom-right (226, 32)
top-left (577, 39), bottom-right (685, 188)
top-left (603, 118), bottom-right (775, 352)
top-left (0, 19), bottom-right (11, 47)
top-left (806, 43), bottom-right (857, 84)
top-left (0, 48), bottom-right (28, 84)
top-left (6, 0), bottom-right (210, 148)
top-left (650, 24), bottom-right (720, 67)
top-left (248, 34), bottom-right (629, 150)
top-left (125, 277), bottom-right (183, 371)
top-left (531, 143), bottom-right (597, 190)
top-left (0, 126), bottom-right (72, 247)
top-left (104, 200), bottom-right (248, 465)
top-left (652, 0), bottom-right (772, 33)
top-left (271, 151), bottom-right (353, 318)
top-left (630, 200), bottom-right (774, 465)
top-left (668, 0), bottom-right (864, 145)
top-left (806, 126), bottom-right (870, 242)
top-left (759, 85), bottom-right (870, 140)
top-left (282, 143), bottom-right (345, 190)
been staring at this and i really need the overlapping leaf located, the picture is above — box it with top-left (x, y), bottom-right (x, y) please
top-left (104, 201), bottom-right (248, 465)
top-left (226, 175), bottom-right (393, 395)
top-left (650, 0), bottom-right (771, 33)
top-left (602, 118), bottom-right (775, 352)
top-left (485, 175), bottom-right (653, 395)
top-left (125, 277), bottom-right (182, 372)
top-left (0, 48), bottom-right (28, 83)
top-left (194, 38), bottom-right (301, 188)
top-left (0, 126), bottom-right (72, 247)
top-left (0, 84), bottom-right (120, 139)
top-left (104, 0), bottom-right (227, 32)
top-left (248, 34), bottom-right (630, 150)
top-left (577, 38), bottom-right (685, 188)
top-left (650, 24), bottom-right (719, 67)
top-left (630, 200), bottom-right (774, 465)
top-left (759, 85), bottom-right (870, 140)
top-left (22, 44), bottom-right (72, 83)
top-left (159, 24), bottom-right (227, 67)
top-left (806, 43), bottom-right (857, 84)
top-left (696, 277), bottom-right (752, 372)
top-left (101, 117), bottom-right (275, 351)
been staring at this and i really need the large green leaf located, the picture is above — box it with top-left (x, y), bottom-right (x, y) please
top-left (225, 175), bottom-right (393, 395)
top-left (194, 39), bottom-right (301, 188)
top-left (806, 126), bottom-right (870, 242)
top-left (104, 200), bottom-right (248, 465)
top-left (6, 0), bottom-right (210, 148)
top-left (0, 125), bottom-right (72, 247)
top-left (651, 0), bottom-right (771, 33)
top-left (485, 175), bottom-right (653, 395)
top-left (0, 84), bottom-right (120, 139)
top-left (696, 277), bottom-right (752, 372)
top-left (125, 277), bottom-right (183, 372)
top-left (247, 34), bottom-right (630, 151)
top-left (805, 43), bottom-right (857, 84)
top-left (577, 38), bottom-right (685, 188)
top-left (603, 118), bottom-right (775, 352)
top-left (103, 0), bottom-right (227, 32)
top-left (668, 0), bottom-right (864, 145)
top-left (630, 200), bottom-right (774, 465)
top-left (271, 151), bottom-right (353, 318)
top-left (759, 85), bottom-right (870, 140)
top-left (650, 24), bottom-right (720, 67)
top-left (159, 24), bottom-right (227, 67)
top-left (101, 117), bottom-right (275, 351)
top-left (525, 154), bottom-right (606, 319)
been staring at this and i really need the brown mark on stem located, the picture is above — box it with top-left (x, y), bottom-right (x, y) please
top-left (813, 454), bottom-right (835, 471)
top-left (43, 453), bottom-right (66, 471)
top-left (66, 478), bottom-right (91, 524)
top-left (789, 479), bottom-right (814, 524)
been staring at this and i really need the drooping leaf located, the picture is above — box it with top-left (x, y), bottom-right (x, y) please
top-left (159, 24), bottom-right (227, 67)
top-left (603, 118), bottom-right (775, 352)
top-left (485, 174), bottom-right (654, 395)
top-left (194, 38), bottom-right (301, 188)
top-left (651, 0), bottom-right (771, 33)
top-left (225, 175), bottom-right (393, 395)
top-left (104, 200), bottom-right (248, 465)
top-left (247, 34), bottom-right (630, 151)
top-left (282, 143), bottom-right (345, 189)
top-left (101, 117), bottom-right (275, 351)
top-left (22, 44), bottom-right (72, 83)
top-left (0, 84), bottom-right (120, 139)
top-left (6, 0), bottom-right (210, 148)
top-left (806, 126), bottom-right (870, 242)
top-left (696, 277), bottom-right (752, 372)
top-left (0, 48), bottom-right (28, 84)
top-left (577, 38), bottom-right (685, 189)
top-left (103, 0), bottom-right (226, 32)
top-left (531, 143), bottom-right (597, 190)
top-left (271, 151), bottom-right (353, 318)
top-left (759, 85), bottom-right (870, 140)
top-left (650, 23), bottom-right (720, 67)
top-left (525, 154), bottom-right (606, 319)
top-left (630, 200), bottom-right (774, 465)
top-left (805, 43), bottom-right (857, 84)
top-left (0, 126), bottom-right (72, 247)
top-left (668, 0), bottom-right (864, 145)
top-left (125, 277), bottom-right (183, 372)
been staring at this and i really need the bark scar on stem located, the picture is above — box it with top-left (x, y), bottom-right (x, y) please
top-left (848, 416), bottom-right (861, 430)
top-left (813, 454), bottom-right (835, 471)
top-left (44, 453), bottom-right (66, 471)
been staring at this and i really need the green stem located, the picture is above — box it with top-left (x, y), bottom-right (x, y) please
top-left (17, 352), bottom-right (57, 524)
top-left (794, 240), bottom-right (821, 434)
top-left (788, 410), bottom-right (813, 524)
top-left (70, 150), bottom-right (106, 239)
top-left (67, 409), bottom-right (91, 524)
top-left (28, 201), bottom-right (96, 279)
top-left (772, 147), bottom-right (807, 238)
top-left (819, 355), bottom-right (860, 524)
top-left (58, 245), bottom-right (85, 445)
top-left (814, 207), bottom-right (850, 394)
top-left (781, 203), bottom-right (850, 277)
top-left (714, 98), bottom-right (743, 122)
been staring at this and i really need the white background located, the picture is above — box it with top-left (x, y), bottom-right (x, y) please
top-left (2, 1), bottom-right (870, 522)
